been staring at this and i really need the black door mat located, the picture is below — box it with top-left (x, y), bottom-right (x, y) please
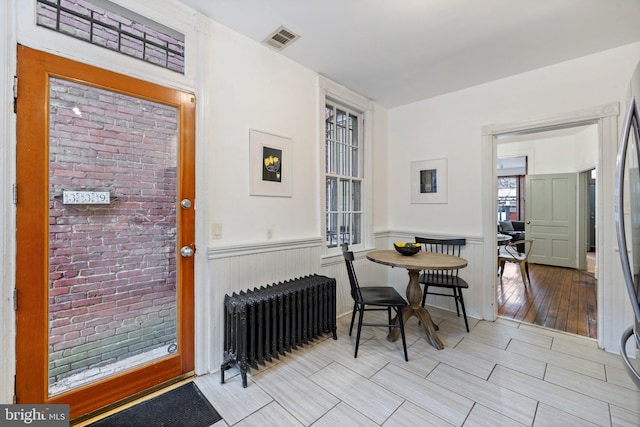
top-left (88, 382), bottom-right (222, 427)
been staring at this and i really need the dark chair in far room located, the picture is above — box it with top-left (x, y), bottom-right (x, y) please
top-left (498, 220), bottom-right (525, 240)
top-left (341, 244), bottom-right (409, 361)
top-left (414, 237), bottom-right (470, 332)
top-left (498, 220), bottom-right (525, 252)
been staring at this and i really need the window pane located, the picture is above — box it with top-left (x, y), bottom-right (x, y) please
top-left (349, 114), bottom-right (358, 177)
top-left (325, 106), bottom-right (334, 143)
top-left (351, 146), bottom-right (359, 177)
top-left (340, 213), bottom-right (350, 245)
top-left (340, 179), bottom-right (350, 212)
top-left (326, 213), bottom-right (338, 248)
top-left (47, 77), bottom-right (178, 394)
top-left (352, 213), bottom-right (362, 245)
top-left (336, 110), bottom-right (347, 175)
top-left (346, 142), bottom-right (353, 177)
top-left (336, 109), bottom-right (346, 143)
top-left (349, 114), bottom-right (358, 147)
top-left (326, 139), bottom-right (335, 174)
top-left (352, 181), bottom-right (361, 211)
top-left (325, 105), bottom-right (335, 174)
top-left (326, 177), bottom-right (337, 211)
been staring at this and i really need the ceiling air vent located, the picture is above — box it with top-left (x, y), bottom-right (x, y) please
top-left (263, 26), bottom-right (300, 51)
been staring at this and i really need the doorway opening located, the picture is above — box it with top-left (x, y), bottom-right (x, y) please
top-left (495, 124), bottom-right (598, 338)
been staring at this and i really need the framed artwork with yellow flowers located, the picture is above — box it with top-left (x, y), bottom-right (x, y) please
top-left (250, 129), bottom-right (292, 197)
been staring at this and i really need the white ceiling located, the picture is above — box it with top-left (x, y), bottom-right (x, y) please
top-left (176, 0), bottom-right (640, 108)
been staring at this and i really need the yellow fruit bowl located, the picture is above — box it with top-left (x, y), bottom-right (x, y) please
top-left (394, 242), bottom-right (421, 256)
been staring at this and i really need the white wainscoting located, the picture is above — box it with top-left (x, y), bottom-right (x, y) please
top-left (198, 238), bottom-right (324, 374)
top-left (197, 232), bottom-right (486, 375)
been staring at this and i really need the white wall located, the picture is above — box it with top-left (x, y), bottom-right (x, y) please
top-left (497, 125), bottom-right (598, 175)
top-left (196, 19), bottom-right (393, 373)
top-left (204, 23), bottom-right (320, 245)
top-left (387, 44), bottom-right (640, 235)
top-left (387, 41), bottom-right (640, 352)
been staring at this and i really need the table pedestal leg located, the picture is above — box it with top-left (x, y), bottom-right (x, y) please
top-left (388, 268), bottom-right (444, 350)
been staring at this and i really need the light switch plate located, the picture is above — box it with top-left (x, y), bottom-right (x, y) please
top-left (211, 223), bottom-right (222, 239)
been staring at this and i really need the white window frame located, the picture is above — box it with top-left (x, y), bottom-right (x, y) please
top-left (318, 77), bottom-right (374, 255)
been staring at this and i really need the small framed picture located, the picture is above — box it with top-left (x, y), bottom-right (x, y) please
top-left (250, 129), bottom-right (292, 197)
top-left (411, 158), bottom-right (447, 203)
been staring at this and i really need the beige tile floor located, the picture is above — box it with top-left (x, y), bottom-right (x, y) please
top-left (196, 307), bottom-right (640, 426)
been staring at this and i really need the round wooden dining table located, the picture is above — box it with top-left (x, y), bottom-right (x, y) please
top-left (366, 249), bottom-right (468, 350)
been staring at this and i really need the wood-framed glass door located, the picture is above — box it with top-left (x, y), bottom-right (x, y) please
top-left (15, 45), bottom-right (195, 420)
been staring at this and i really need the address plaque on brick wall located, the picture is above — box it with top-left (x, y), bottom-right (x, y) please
top-left (62, 191), bottom-right (111, 205)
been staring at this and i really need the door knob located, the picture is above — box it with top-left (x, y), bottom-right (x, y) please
top-left (180, 199), bottom-right (192, 209)
top-left (180, 246), bottom-right (194, 257)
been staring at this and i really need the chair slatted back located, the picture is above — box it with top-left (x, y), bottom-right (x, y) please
top-left (415, 237), bottom-right (466, 278)
top-left (342, 244), bottom-right (361, 301)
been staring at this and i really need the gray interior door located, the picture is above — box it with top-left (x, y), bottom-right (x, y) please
top-left (525, 173), bottom-right (577, 267)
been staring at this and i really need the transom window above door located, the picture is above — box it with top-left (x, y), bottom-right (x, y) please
top-left (36, 0), bottom-right (185, 73)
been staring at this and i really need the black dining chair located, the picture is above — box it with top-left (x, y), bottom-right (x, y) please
top-left (341, 244), bottom-right (409, 361)
top-left (414, 237), bottom-right (470, 332)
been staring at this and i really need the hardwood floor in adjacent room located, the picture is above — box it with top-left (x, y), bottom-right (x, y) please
top-left (497, 261), bottom-right (598, 339)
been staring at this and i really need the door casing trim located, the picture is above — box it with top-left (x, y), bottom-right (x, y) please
top-left (481, 102), bottom-right (619, 350)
